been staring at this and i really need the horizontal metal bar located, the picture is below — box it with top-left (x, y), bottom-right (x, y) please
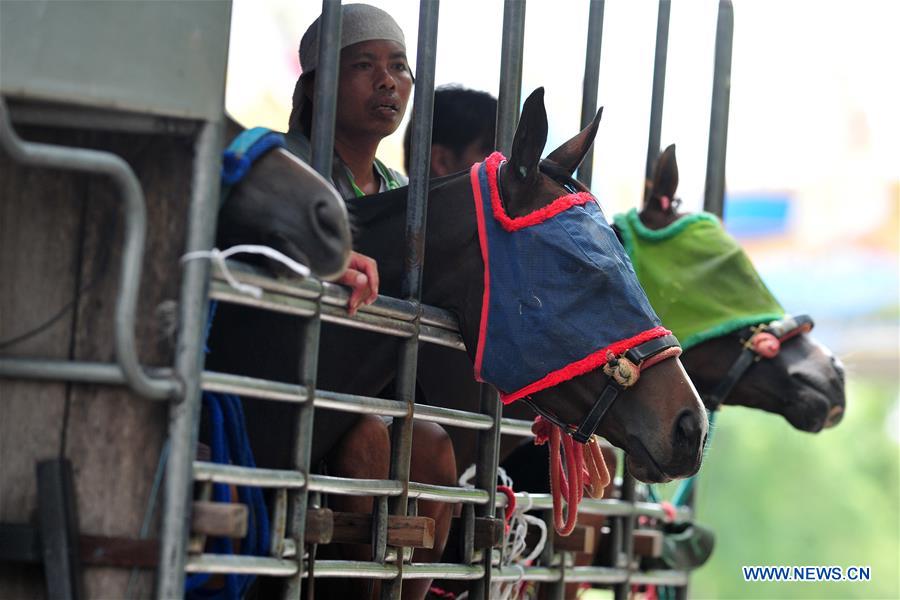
top-left (214, 261), bottom-right (460, 333)
top-left (500, 417), bottom-right (535, 437)
top-left (413, 404), bottom-right (493, 430)
top-left (210, 282), bottom-right (464, 350)
top-left (0, 359), bottom-right (175, 395)
top-left (563, 566), bottom-right (630, 584)
top-left (305, 560), bottom-right (398, 579)
top-left (307, 475), bottom-right (403, 497)
top-left (185, 554), bottom-right (297, 576)
top-left (402, 563), bottom-right (484, 580)
top-left (193, 462), bottom-right (305, 489)
top-left (184, 556), bottom-right (684, 585)
top-left (408, 482), bottom-right (491, 504)
top-left (202, 371), bottom-right (309, 403)
top-left (201, 373), bottom-right (493, 429)
top-left (314, 390), bottom-right (408, 417)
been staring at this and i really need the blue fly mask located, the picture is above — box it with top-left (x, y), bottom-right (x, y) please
top-left (470, 153), bottom-right (680, 436)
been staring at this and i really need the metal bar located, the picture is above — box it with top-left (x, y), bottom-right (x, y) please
top-left (613, 472), bottom-right (637, 600)
top-left (499, 417), bottom-right (534, 436)
top-left (0, 97), bottom-right (177, 400)
top-left (37, 460), bottom-right (82, 600)
top-left (469, 385), bottom-right (502, 599)
top-left (286, 313), bottom-right (323, 599)
top-left (216, 262), bottom-right (460, 332)
top-left (576, 0), bottom-right (606, 187)
top-left (185, 554), bottom-right (298, 576)
top-left (209, 282), bottom-right (465, 350)
top-left (408, 482), bottom-right (490, 504)
top-left (380, 3), bottom-right (440, 597)
top-left (156, 118), bottom-right (222, 599)
top-left (703, 0), bottom-right (735, 217)
top-left (0, 358), bottom-right (170, 388)
top-left (309, 474), bottom-right (404, 497)
top-left (182, 554), bottom-right (675, 585)
top-left (403, 0), bottom-right (440, 304)
top-left (194, 461), bottom-right (306, 488)
top-left (495, 0), bottom-right (527, 154)
top-left (643, 0), bottom-right (672, 187)
top-left (309, 0), bottom-right (342, 178)
top-left (204, 372), bottom-right (492, 426)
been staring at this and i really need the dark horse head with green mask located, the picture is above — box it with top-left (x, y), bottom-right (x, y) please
top-left (614, 144), bottom-right (845, 433)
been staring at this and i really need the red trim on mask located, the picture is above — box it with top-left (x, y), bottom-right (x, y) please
top-left (499, 325), bottom-right (672, 404)
top-left (471, 161), bottom-right (491, 381)
top-left (484, 152), bottom-right (595, 232)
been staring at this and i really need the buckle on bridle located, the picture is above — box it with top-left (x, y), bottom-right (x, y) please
top-left (529, 334), bottom-right (682, 444)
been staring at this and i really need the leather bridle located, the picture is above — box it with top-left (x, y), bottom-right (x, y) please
top-left (703, 314), bottom-right (814, 411)
top-left (525, 334), bottom-right (682, 443)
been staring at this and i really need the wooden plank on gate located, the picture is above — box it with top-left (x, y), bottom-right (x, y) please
top-left (330, 512), bottom-right (435, 549)
top-left (190, 501), bottom-right (249, 539)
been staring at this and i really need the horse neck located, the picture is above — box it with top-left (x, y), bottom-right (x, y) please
top-left (352, 175), bottom-right (484, 344)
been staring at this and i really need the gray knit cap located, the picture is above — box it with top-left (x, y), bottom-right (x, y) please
top-left (299, 4), bottom-right (407, 74)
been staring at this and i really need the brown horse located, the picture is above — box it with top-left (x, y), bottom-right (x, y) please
top-left (207, 89), bottom-right (707, 598)
top-left (638, 144), bottom-right (845, 431)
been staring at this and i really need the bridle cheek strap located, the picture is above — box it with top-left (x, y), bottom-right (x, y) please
top-left (704, 314), bottom-right (814, 411)
top-left (571, 334), bottom-right (682, 443)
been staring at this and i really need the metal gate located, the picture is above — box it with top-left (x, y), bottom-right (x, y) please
top-left (0, 1), bottom-right (734, 599)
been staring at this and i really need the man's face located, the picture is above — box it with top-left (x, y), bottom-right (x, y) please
top-left (335, 39), bottom-right (412, 142)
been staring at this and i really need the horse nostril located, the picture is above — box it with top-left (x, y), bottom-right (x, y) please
top-left (674, 410), bottom-right (702, 449)
top-left (311, 198), bottom-right (346, 243)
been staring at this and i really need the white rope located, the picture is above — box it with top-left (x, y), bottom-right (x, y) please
top-left (181, 244), bottom-right (311, 299)
top-left (457, 463), bottom-right (548, 600)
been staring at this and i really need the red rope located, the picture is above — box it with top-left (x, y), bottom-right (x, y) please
top-left (533, 416), bottom-right (611, 536)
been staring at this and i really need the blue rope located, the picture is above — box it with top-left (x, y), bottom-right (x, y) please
top-left (185, 302), bottom-right (270, 599)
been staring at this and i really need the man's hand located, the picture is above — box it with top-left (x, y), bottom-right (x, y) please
top-left (337, 251), bottom-right (380, 315)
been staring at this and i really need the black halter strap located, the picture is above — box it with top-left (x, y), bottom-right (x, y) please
top-left (704, 314), bottom-right (814, 411)
top-left (525, 334), bottom-right (681, 444)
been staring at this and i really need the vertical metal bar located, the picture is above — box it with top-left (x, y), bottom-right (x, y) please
top-left (402, 0), bottom-right (439, 303)
top-left (643, 0), bottom-right (671, 189)
top-left (468, 385), bottom-right (501, 599)
top-left (576, 0), bottom-right (605, 188)
top-left (613, 472), bottom-right (636, 600)
top-left (156, 118), bottom-right (222, 600)
top-left (286, 313), bottom-right (323, 600)
top-left (495, 0), bottom-right (527, 155)
top-left (309, 0), bottom-right (343, 178)
top-left (703, 0), bottom-right (734, 218)
top-left (380, 3), bottom-right (440, 598)
top-left (37, 460), bottom-right (82, 600)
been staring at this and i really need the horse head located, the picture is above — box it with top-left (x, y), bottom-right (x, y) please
top-left (354, 89), bottom-right (707, 484)
top-left (216, 117), bottom-right (353, 280)
top-left (632, 144), bottom-right (846, 432)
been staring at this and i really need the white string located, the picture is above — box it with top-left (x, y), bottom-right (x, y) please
top-left (181, 244), bottom-right (312, 299)
top-left (457, 463), bottom-right (548, 600)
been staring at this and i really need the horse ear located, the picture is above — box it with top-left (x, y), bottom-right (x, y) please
top-left (546, 107), bottom-right (603, 175)
top-left (508, 88), bottom-right (548, 183)
top-left (646, 144), bottom-right (679, 208)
